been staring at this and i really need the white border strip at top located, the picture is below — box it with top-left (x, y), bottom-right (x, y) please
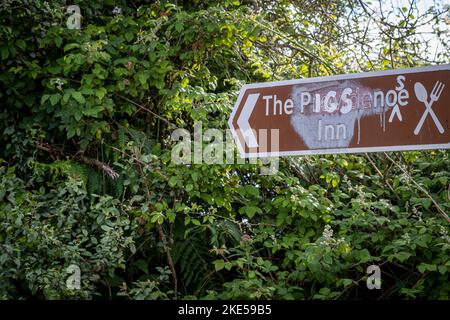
top-left (243, 143), bottom-right (450, 158)
top-left (238, 64), bottom-right (450, 90)
top-left (228, 64), bottom-right (450, 158)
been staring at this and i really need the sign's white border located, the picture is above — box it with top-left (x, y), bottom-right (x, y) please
top-left (228, 64), bottom-right (450, 158)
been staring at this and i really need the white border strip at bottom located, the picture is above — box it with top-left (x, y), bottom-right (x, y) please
top-left (241, 143), bottom-right (450, 158)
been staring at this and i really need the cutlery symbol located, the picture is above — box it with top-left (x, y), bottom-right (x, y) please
top-left (413, 81), bottom-right (445, 135)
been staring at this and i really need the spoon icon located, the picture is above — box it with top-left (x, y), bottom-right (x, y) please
top-left (414, 82), bottom-right (427, 102)
top-left (413, 82), bottom-right (444, 135)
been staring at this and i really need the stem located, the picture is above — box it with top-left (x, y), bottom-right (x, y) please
top-left (383, 152), bottom-right (450, 222)
top-left (156, 223), bottom-right (178, 299)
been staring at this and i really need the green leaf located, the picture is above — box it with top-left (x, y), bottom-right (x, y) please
top-left (125, 32), bottom-right (134, 42)
top-left (135, 260), bottom-right (149, 274)
top-left (175, 22), bottom-right (184, 32)
top-left (276, 210), bottom-right (288, 226)
top-left (64, 43), bottom-right (79, 52)
top-left (240, 205), bottom-right (262, 218)
top-left (394, 252), bottom-right (411, 263)
top-left (95, 88), bottom-right (107, 100)
top-left (67, 127), bottom-right (76, 138)
top-left (101, 225), bottom-right (112, 231)
top-left (438, 265), bottom-right (447, 275)
top-left (358, 249), bottom-right (372, 263)
top-left (341, 279), bottom-right (353, 287)
top-left (1, 47), bottom-right (9, 60)
top-left (421, 198), bottom-right (431, 209)
top-left (418, 263), bottom-right (437, 273)
top-left (245, 185), bottom-right (260, 198)
top-left (137, 73), bottom-right (149, 86)
top-left (332, 178), bottom-right (338, 188)
top-left (54, 36), bottom-right (63, 48)
top-left (83, 105), bottom-right (104, 117)
top-left (168, 176), bottom-right (178, 187)
top-left (41, 94), bottom-right (50, 105)
top-left (427, 264), bottom-right (437, 272)
top-left (72, 92), bottom-right (85, 104)
top-left (62, 92), bottom-right (71, 104)
top-left (74, 109), bottom-right (82, 121)
top-left (214, 259), bottom-right (225, 272)
top-left (181, 78), bottom-right (189, 88)
top-left (16, 39), bottom-right (26, 50)
top-left (50, 93), bottom-right (61, 106)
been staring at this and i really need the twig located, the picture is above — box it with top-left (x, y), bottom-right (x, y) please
top-left (155, 223), bottom-right (178, 299)
top-left (115, 94), bottom-right (177, 128)
top-left (365, 153), bottom-right (399, 200)
top-left (79, 155), bottom-right (119, 179)
top-left (108, 145), bottom-right (168, 180)
top-left (35, 143), bottom-right (119, 179)
top-left (243, 15), bottom-right (336, 74)
top-left (139, 169), bottom-right (178, 298)
top-left (383, 152), bottom-right (450, 222)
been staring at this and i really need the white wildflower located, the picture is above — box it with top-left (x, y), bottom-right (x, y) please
top-left (322, 224), bottom-right (333, 242)
top-left (112, 6), bottom-right (122, 15)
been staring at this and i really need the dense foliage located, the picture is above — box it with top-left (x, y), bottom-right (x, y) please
top-left (0, 0), bottom-right (449, 299)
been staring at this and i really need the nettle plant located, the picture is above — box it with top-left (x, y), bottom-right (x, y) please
top-left (0, 0), bottom-right (449, 299)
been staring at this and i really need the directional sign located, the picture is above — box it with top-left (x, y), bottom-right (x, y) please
top-left (228, 65), bottom-right (450, 158)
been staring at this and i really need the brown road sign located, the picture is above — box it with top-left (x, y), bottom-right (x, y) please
top-left (228, 65), bottom-right (450, 158)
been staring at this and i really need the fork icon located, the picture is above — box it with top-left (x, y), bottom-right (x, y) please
top-left (413, 81), bottom-right (445, 135)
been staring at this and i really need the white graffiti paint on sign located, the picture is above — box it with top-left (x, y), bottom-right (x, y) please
top-left (290, 76), bottom-right (409, 149)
